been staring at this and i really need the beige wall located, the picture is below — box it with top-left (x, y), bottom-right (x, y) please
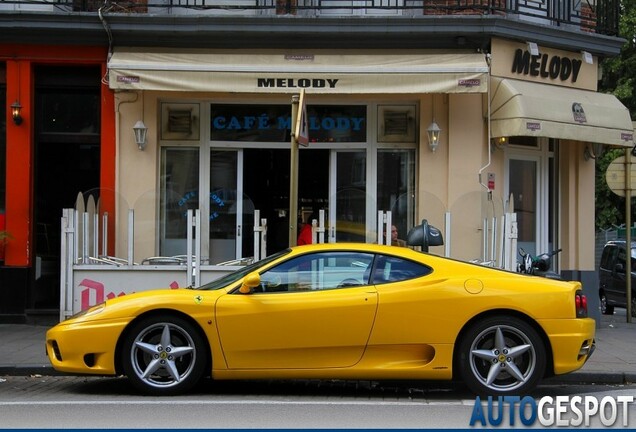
top-left (115, 91), bottom-right (160, 261)
top-left (417, 93), bottom-right (490, 261)
top-left (560, 142), bottom-right (596, 272)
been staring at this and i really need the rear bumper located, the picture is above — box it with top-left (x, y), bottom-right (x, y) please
top-left (538, 318), bottom-right (596, 375)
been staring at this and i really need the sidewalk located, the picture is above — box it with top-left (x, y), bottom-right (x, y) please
top-left (1, 312), bottom-right (635, 383)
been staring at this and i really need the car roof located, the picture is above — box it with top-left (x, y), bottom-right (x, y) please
top-left (604, 240), bottom-right (636, 248)
top-left (291, 242), bottom-right (424, 254)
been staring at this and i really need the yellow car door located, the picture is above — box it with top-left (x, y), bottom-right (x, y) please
top-left (215, 251), bottom-right (378, 369)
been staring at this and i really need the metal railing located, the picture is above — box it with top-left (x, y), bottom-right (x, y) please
top-left (0, 0), bottom-right (619, 36)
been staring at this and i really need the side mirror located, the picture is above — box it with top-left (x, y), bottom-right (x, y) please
top-left (239, 272), bottom-right (261, 294)
top-left (406, 219), bottom-right (444, 252)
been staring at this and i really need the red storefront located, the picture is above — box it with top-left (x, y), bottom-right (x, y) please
top-left (1, 45), bottom-right (115, 322)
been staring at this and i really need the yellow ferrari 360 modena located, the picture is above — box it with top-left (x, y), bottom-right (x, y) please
top-left (46, 242), bottom-right (595, 396)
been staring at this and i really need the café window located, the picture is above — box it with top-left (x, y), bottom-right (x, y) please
top-left (159, 147), bottom-right (200, 256)
top-left (210, 104), bottom-right (366, 143)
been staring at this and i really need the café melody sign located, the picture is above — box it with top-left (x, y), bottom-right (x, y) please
top-left (210, 104), bottom-right (367, 143)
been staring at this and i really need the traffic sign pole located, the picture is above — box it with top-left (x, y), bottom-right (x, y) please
top-left (626, 148), bottom-right (632, 323)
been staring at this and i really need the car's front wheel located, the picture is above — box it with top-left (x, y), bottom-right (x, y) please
top-left (121, 315), bottom-right (207, 395)
top-left (457, 316), bottom-right (546, 396)
top-left (600, 292), bottom-right (614, 315)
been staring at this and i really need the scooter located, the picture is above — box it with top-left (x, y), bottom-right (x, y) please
top-left (518, 248), bottom-right (562, 280)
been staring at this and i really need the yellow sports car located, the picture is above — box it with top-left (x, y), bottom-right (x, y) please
top-left (46, 242), bottom-right (595, 396)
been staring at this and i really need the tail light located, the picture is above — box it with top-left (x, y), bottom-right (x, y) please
top-left (575, 291), bottom-right (588, 318)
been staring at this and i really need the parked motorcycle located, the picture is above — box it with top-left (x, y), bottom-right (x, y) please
top-left (518, 248), bottom-right (562, 279)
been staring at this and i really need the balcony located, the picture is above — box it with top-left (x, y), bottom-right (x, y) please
top-left (0, 0), bottom-right (619, 36)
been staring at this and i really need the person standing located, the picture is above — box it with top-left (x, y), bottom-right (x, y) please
top-left (391, 225), bottom-right (406, 247)
top-left (298, 212), bottom-right (318, 245)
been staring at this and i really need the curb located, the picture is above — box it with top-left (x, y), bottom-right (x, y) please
top-left (545, 371), bottom-right (636, 385)
top-left (0, 365), bottom-right (60, 376)
top-left (1, 366), bottom-right (634, 386)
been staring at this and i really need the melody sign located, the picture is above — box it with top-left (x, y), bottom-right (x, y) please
top-left (511, 48), bottom-right (583, 83)
top-left (257, 78), bottom-right (339, 89)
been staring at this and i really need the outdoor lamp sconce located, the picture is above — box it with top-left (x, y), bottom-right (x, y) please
top-left (133, 120), bottom-right (148, 150)
top-left (427, 121), bottom-right (441, 152)
top-left (491, 136), bottom-right (508, 152)
top-left (584, 143), bottom-right (604, 161)
top-left (11, 101), bottom-right (22, 125)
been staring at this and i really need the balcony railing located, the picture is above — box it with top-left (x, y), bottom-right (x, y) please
top-left (0, 0), bottom-right (619, 36)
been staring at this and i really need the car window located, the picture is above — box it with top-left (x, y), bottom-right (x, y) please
top-left (600, 245), bottom-right (615, 270)
top-left (254, 251), bottom-right (375, 293)
top-left (371, 254), bottom-right (432, 284)
top-left (617, 247), bottom-right (627, 274)
top-left (196, 249), bottom-right (291, 290)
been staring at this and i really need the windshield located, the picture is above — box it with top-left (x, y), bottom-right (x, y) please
top-left (195, 249), bottom-right (291, 291)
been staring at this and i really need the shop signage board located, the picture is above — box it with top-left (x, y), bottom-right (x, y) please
top-left (606, 155), bottom-right (636, 197)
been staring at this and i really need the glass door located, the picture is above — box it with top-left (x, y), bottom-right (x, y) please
top-left (377, 149), bottom-right (415, 244)
top-left (507, 157), bottom-right (540, 258)
top-left (329, 150), bottom-right (368, 243)
top-left (209, 149), bottom-right (245, 264)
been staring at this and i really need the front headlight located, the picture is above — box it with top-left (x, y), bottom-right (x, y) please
top-left (67, 302), bottom-right (106, 320)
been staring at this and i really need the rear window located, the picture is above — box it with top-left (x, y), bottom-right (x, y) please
top-left (371, 254), bottom-right (432, 284)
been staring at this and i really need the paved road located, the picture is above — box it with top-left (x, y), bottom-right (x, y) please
top-left (1, 375), bottom-right (635, 429)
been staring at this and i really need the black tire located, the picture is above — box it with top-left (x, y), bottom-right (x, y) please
top-left (457, 316), bottom-right (546, 396)
top-left (600, 292), bottom-right (614, 315)
top-left (121, 315), bottom-right (207, 396)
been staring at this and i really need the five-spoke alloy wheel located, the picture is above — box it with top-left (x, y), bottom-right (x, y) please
top-left (458, 316), bottom-right (546, 395)
top-left (122, 316), bottom-right (207, 395)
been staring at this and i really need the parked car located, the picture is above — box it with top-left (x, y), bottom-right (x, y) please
top-left (599, 240), bottom-right (636, 317)
top-left (46, 240), bottom-right (596, 397)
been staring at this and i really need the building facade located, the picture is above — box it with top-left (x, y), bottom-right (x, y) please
top-left (0, 0), bottom-right (632, 323)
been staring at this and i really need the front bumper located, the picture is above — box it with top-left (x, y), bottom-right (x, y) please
top-left (46, 319), bottom-right (128, 375)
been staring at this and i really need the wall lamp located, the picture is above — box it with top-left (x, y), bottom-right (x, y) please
top-left (11, 101), bottom-right (22, 125)
top-left (584, 143), bottom-right (604, 161)
top-left (491, 136), bottom-right (508, 152)
top-left (427, 121), bottom-right (441, 152)
top-left (527, 41), bottom-right (539, 56)
top-left (133, 120), bottom-right (148, 151)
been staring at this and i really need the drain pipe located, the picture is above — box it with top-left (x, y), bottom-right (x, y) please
top-left (478, 53), bottom-right (493, 192)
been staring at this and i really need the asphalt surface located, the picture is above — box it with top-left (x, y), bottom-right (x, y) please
top-left (1, 311), bottom-right (635, 385)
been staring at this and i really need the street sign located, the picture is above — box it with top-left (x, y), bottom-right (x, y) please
top-left (295, 89), bottom-right (309, 147)
top-left (605, 155), bottom-right (636, 197)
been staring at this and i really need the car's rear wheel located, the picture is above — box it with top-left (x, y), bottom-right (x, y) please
top-left (458, 316), bottom-right (546, 396)
top-left (600, 292), bottom-right (614, 315)
top-left (121, 316), bottom-right (207, 395)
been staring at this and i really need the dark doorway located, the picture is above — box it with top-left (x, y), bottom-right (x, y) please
top-left (31, 66), bottom-right (101, 311)
top-left (243, 148), bottom-right (329, 256)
